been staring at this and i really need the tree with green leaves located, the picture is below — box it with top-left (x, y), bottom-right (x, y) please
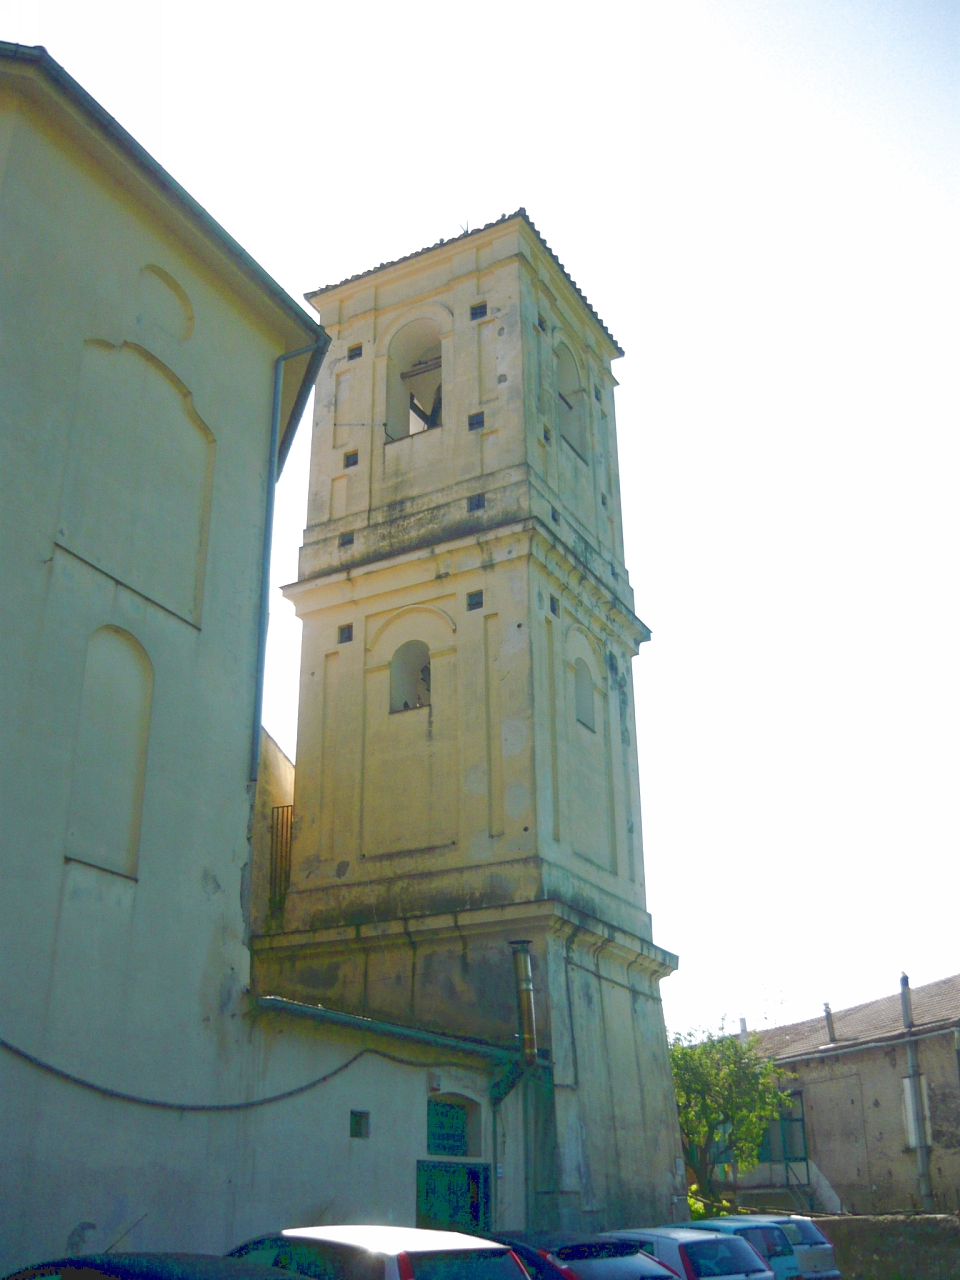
top-left (669, 1027), bottom-right (787, 1211)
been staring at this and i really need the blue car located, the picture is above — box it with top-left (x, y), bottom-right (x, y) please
top-left (687, 1221), bottom-right (801, 1280)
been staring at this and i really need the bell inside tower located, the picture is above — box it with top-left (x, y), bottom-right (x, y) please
top-left (386, 316), bottom-right (443, 439)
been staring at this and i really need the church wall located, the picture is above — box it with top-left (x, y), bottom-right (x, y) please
top-left (0, 72), bottom-right (284, 1137)
top-left (0, 1004), bottom-right (518, 1265)
top-left (525, 550), bottom-right (653, 940)
top-left (282, 518), bottom-right (654, 952)
top-left (0, 53), bottom-right (680, 1264)
top-left (285, 528), bottom-right (540, 933)
top-left (0, 60), bottom-right (467, 1270)
top-left (304, 246), bottom-right (527, 550)
top-left (541, 925), bottom-right (685, 1230)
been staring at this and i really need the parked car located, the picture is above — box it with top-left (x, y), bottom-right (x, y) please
top-left (489, 1233), bottom-right (680, 1279)
top-left (227, 1225), bottom-right (530, 1280)
top-left (602, 1229), bottom-right (774, 1280)
top-left (4, 1255), bottom-right (290, 1280)
top-left (685, 1222), bottom-right (801, 1280)
top-left (719, 1219), bottom-right (838, 1280)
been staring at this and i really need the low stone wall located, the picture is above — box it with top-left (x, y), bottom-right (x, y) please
top-left (817, 1214), bottom-right (960, 1280)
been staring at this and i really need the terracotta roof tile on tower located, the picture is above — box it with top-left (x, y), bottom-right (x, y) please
top-left (306, 209), bottom-right (624, 358)
top-left (756, 973), bottom-right (960, 1061)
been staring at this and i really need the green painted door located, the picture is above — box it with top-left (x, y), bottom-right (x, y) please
top-left (416, 1159), bottom-right (491, 1233)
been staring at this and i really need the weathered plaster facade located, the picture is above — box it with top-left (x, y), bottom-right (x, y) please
top-left (252, 213), bottom-right (685, 1229)
top-left (742, 976), bottom-right (960, 1215)
top-left (0, 46), bottom-right (525, 1270)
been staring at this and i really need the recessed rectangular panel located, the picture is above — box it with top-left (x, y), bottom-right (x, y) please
top-left (59, 342), bottom-right (214, 624)
top-left (479, 320), bottom-right (498, 403)
top-left (330, 475), bottom-right (347, 519)
top-left (362, 655), bottom-right (457, 859)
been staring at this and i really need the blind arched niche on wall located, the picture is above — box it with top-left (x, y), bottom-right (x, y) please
top-left (574, 657), bottom-right (595, 731)
top-left (65, 627), bottom-right (153, 879)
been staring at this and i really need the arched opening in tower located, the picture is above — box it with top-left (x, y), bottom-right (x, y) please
top-left (390, 639), bottom-right (431, 712)
top-left (386, 317), bottom-right (443, 440)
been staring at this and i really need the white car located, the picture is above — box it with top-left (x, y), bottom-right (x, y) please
top-left (736, 1217), bottom-right (839, 1279)
top-left (228, 1224), bottom-right (530, 1280)
top-left (602, 1228), bottom-right (775, 1280)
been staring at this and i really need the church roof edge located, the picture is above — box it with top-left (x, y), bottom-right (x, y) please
top-left (306, 209), bottom-right (625, 359)
top-left (0, 42), bottom-right (323, 344)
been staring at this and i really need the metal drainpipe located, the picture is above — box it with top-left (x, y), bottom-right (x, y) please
top-left (901, 973), bottom-right (935, 1211)
top-left (249, 340), bottom-right (324, 782)
top-left (510, 941), bottom-right (539, 1229)
top-left (510, 940), bottom-right (538, 1066)
top-left (491, 1099), bottom-right (498, 1229)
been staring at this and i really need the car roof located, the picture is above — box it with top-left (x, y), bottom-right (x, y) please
top-left (726, 1215), bottom-right (802, 1224)
top-left (495, 1233), bottom-right (648, 1250)
top-left (695, 1219), bottom-right (789, 1232)
top-left (281, 1226), bottom-right (503, 1255)
top-left (604, 1228), bottom-right (733, 1243)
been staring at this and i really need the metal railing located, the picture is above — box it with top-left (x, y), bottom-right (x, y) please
top-left (269, 804), bottom-right (293, 911)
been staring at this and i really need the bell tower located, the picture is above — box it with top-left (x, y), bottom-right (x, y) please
top-left (253, 211), bottom-right (684, 1227)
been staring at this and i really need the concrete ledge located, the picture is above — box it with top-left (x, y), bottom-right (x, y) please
top-left (816, 1214), bottom-right (960, 1280)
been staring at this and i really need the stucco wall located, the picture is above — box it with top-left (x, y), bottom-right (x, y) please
top-left (781, 1038), bottom-right (960, 1214)
top-left (1, 1006), bottom-right (516, 1266)
top-left (816, 1214), bottom-right (960, 1280)
top-left (0, 63), bottom-right (527, 1272)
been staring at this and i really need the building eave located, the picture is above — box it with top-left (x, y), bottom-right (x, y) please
top-left (256, 995), bottom-right (523, 1062)
top-left (772, 1018), bottom-right (960, 1066)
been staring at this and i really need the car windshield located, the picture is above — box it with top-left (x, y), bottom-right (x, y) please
top-left (776, 1221), bottom-right (828, 1247)
top-left (551, 1242), bottom-right (672, 1278)
top-left (738, 1228), bottom-right (792, 1260)
top-left (230, 1239), bottom-right (381, 1280)
top-left (405, 1250), bottom-right (524, 1280)
top-left (684, 1237), bottom-right (769, 1276)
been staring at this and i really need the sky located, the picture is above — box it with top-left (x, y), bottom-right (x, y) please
top-left (5, 0), bottom-right (958, 1037)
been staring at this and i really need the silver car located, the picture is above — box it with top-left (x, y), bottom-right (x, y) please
top-left (602, 1228), bottom-right (775, 1280)
top-left (728, 1219), bottom-right (839, 1279)
top-left (228, 1224), bottom-right (530, 1280)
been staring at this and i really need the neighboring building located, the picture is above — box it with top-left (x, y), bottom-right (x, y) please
top-left (738, 975), bottom-right (960, 1215)
top-left (250, 211), bottom-right (686, 1230)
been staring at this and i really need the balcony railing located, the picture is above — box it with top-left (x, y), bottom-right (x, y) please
top-left (269, 804), bottom-right (293, 911)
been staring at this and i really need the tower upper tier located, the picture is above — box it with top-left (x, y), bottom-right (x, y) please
top-left (301, 210), bottom-right (632, 614)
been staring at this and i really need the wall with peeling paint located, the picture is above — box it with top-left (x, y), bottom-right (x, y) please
top-left (740, 1034), bottom-right (960, 1214)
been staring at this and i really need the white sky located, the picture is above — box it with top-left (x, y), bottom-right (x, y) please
top-left (6, 0), bottom-right (958, 1036)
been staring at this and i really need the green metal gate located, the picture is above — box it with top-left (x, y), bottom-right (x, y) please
top-left (416, 1160), bottom-right (491, 1233)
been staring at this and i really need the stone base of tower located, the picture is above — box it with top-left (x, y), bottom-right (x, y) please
top-left (252, 899), bottom-right (685, 1229)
